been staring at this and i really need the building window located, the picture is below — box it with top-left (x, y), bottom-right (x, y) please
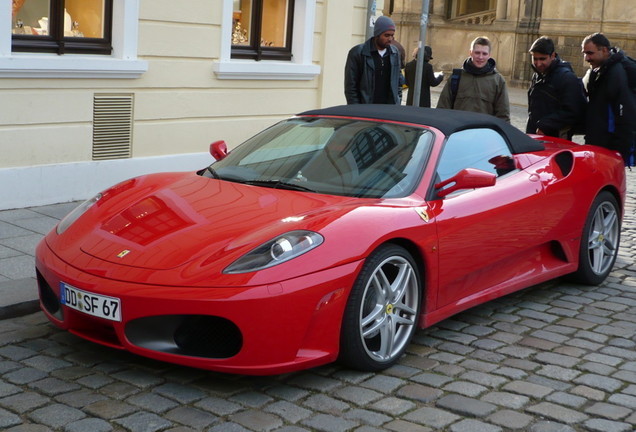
top-left (231, 0), bottom-right (294, 61)
top-left (0, 0), bottom-right (146, 78)
top-left (447, 0), bottom-right (495, 19)
top-left (12, 0), bottom-right (112, 55)
top-left (214, 0), bottom-right (319, 81)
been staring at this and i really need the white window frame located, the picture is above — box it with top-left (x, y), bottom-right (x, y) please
top-left (0, 0), bottom-right (147, 78)
top-left (213, 0), bottom-right (320, 80)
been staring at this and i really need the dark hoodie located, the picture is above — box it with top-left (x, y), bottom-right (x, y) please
top-left (582, 48), bottom-right (636, 163)
top-left (437, 58), bottom-right (510, 122)
top-left (526, 56), bottom-right (587, 139)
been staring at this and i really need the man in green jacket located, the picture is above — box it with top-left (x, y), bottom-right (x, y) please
top-left (437, 36), bottom-right (510, 122)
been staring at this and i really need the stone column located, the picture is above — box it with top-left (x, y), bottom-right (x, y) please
top-left (512, 0), bottom-right (543, 84)
top-left (496, 0), bottom-right (508, 20)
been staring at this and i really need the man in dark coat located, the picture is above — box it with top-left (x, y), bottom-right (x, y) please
top-left (404, 46), bottom-right (443, 107)
top-left (526, 36), bottom-right (587, 139)
top-left (344, 16), bottom-right (402, 104)
top-left (581, 32), bottom-right (636, 165)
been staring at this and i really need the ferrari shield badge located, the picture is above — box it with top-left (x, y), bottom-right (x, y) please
top-left (415, 207), bottom-right (430, 222)
top-left (117, 249), bottom-right (131, 258)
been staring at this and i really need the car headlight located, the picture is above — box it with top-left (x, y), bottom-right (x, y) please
top-left (224, 230), bottom-right (323, 274)
top-left (56, 193), bottom-right (102, 235)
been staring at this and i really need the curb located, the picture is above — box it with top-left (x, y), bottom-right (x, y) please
top-left (0, 300), bottom-right (40, 320)
top-left (0, 277), bottom-right (39, 320)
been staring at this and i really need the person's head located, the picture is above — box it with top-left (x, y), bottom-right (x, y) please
top-left (373, 16), bottom-right (395, 50)
top-left (411, 46), bottom-right (433, 61)
top-left (469, 36), bottom-right (492, 68)
top-left (582, 32), bottom-right (611, 69)
top-left (424, 45), bottom-right (433, 61)
top-left (529, 36), bottom-right (557, 74)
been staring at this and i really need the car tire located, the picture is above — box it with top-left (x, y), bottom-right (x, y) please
top-left (339, 244), bottom-right (421, 371)
top-left (570, 191), bottom-right (621, 285)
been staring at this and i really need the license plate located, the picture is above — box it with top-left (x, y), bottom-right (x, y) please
top-left (60, 282), bottom-right (121, 322)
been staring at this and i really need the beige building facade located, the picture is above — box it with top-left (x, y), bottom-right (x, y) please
top-left (391, 0), bottom-right (636, 86)
top-left (4, 0), bottom-right (635, 210)
top-left (0, 0), bottom-right (373, 210)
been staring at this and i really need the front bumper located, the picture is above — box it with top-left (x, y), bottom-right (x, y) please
top-left (35, 240), bottom-right (362, 375)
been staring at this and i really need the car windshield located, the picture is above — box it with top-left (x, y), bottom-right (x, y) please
top-left (204, 117), bottom-right (434, 198)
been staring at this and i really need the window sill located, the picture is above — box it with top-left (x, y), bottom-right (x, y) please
top-left (213, 60), bottom-right (320, 80)
top-left (0, 54), bottom-right (148, 78)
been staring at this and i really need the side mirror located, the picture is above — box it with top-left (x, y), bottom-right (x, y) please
top-left (210, 140), bottom-right (228, 161)
top-left (435, 168), bottom-right (496, 198)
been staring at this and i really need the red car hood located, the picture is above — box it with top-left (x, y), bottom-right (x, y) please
top-left (73, 173), bottom-right (358, 271)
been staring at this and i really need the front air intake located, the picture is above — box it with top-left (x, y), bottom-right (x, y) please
top-left (174, 315), bottom-right (243, 358)
top-left (37, 270), bottom-right (62, 319)
top-left (126, 315), bottom-right (243, 359)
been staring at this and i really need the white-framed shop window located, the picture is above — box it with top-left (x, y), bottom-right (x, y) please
top-left (213, 0), bottom-right (320, 80)
top-left (0, 0), bottom-right (147, 78)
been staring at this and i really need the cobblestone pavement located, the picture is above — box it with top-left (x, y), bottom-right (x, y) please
top-left (1, 93), bottom-right (636, 431)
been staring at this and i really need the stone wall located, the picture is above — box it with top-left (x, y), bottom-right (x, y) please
top-left (391, 0), bottom-right (636, 88)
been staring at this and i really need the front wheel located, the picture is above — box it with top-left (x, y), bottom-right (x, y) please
top-left (570, 191), bottom-right (621, 285)
top-left (339, 244), bottom-right (421, 371)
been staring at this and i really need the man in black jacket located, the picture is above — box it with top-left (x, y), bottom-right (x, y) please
top-left (581, 32), bottom-right (636, 165)
top-left (344, 16), bottom-right (401, 105)
top-left (526, 36), bottom-right (586, 140)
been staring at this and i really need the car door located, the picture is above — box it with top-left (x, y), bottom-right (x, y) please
top-left (430, 128), bottom-right (547, 308)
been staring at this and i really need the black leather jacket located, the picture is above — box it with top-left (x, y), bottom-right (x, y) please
top-left (344, 38), bottom-right (401, 104)
top-left (583, 48), bottom-right (636, 162)
top-left (526, 56), bottom-right (587, 138)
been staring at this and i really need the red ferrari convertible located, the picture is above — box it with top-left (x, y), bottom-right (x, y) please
top-left (35, 105), bottom-right (626, 375)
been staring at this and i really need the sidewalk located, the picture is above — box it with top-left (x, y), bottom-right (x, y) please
top-left (0, 202), bottom-right (79, 318)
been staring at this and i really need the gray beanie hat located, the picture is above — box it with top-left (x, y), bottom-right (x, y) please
top-left (373, 16), bottom-right (395, 37)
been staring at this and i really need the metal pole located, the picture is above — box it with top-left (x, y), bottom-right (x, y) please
top-left (412, 0), bottom-right (430, 107)
top-left (366, 0), bottom-right (377, 39)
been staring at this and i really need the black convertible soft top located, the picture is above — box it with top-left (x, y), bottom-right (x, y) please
top-left (298, 104), bottom-right (545, 154)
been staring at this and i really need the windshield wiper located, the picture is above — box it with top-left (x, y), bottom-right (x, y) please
top-left (242, 179), bottom-right (316, 192)
top-left (205, 167), bottom-right (220, 179)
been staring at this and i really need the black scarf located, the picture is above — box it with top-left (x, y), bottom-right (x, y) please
top-left (463, 57), bottom-right (497, 76)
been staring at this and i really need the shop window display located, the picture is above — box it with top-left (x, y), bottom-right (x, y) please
top-left (232, 0), bottom-right (294, 61)
top-left (12, 0), bottom-right (112, 54)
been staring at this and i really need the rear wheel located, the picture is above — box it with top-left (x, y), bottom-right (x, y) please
top-left (339, 244), bottom-right (421, 371)
top-left (570, 191), bottom-right (620, 285)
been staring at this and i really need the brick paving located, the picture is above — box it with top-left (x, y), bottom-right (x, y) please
top-left (1, 88), bottom-right (635, 431)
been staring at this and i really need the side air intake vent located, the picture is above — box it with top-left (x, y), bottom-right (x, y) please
top-left (92, 93), bottom-right (134, 160)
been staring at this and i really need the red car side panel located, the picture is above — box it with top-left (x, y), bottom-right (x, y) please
top-left (433, 167), bottom-right (550, 308)
top-left (421, 146), bottom-right (625, 328)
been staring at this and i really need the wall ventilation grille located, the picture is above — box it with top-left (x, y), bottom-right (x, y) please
top-left (92, 93), bottom-right (134, 160)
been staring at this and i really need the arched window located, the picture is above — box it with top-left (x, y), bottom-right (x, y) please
top-left (349, 127), bottom-right (397, 171)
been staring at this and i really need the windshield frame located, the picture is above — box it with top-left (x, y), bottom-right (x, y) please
top-left (202, 116), bottom-right (435, 199)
